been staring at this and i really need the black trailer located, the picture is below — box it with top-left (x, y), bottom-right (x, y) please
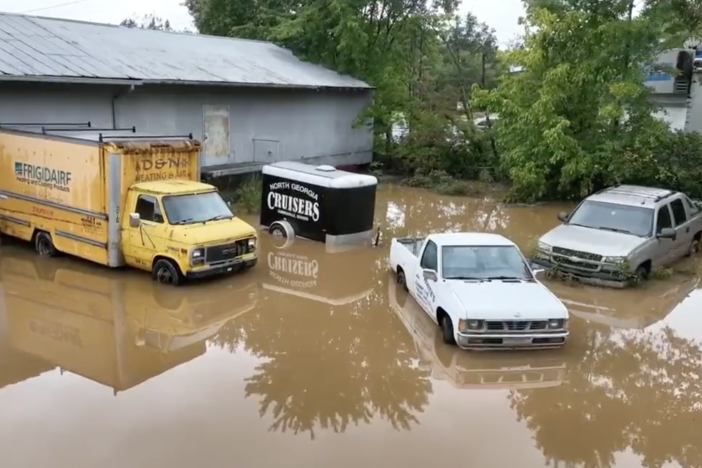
top-left (260, 161), bottom-right (378, 247)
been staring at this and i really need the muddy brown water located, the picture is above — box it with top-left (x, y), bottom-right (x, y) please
top-left (1, 185), bottom-right (701, 468)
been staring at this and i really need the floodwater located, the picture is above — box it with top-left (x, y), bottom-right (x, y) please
top-left (1, 185), bottom-right (701, 468)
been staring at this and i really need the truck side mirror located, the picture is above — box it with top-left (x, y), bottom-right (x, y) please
top-left (129, 213), bottom-right (141, 228)
top-left (423, 269), bottom-right (438, 281)
top-left (657, 227), bottom-right (676, 240)
top-left (557, 211), bottom-right (569, 222)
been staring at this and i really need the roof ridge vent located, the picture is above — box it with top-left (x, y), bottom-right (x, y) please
top-left (315, 165), bottom-right (336, 172)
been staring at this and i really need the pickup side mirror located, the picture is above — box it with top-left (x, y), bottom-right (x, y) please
top-left (129, 213), bottom-right (141, 228)
top-left (422, 269), bottom-right (438, 281)
top-left (657, 227), bottom-right (676, 240)
top-left (557, 211), bottom-right (569, 222)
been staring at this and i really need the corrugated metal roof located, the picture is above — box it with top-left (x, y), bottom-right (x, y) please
top-left (0, 13), bottom-right (371, 89)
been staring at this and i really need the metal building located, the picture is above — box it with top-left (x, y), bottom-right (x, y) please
top-left (0, 13), bottom-right (374, 176)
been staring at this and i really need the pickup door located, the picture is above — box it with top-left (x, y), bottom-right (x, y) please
top-left (662, 196), bottom-right (702, 262)
top-left (408, 239), bottom-right (441, 322)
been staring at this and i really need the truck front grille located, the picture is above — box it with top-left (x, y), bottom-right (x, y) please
top-left (552, 247), bottom-right (602, 262)
top-left (486, 320), bottom-right (549, 331)
top-left (205, 239), bottom-right (252, 263)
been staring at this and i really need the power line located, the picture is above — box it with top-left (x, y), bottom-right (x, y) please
top-left (21, 0), bottom-right (93, 14)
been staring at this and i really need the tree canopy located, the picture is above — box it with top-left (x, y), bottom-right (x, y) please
top-left (177, 0), bottom-right (702, 202)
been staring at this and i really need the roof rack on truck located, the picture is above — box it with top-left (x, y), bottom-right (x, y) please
top-left (260, 161), bottom-right (378, 250)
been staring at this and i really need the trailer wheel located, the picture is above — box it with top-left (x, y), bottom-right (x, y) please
top-left (34, 231), bottom-right (57, 257)
top-left (152, 259), bottom-right (183, 286)
top-left (269, 221), bottom-right (295, 249)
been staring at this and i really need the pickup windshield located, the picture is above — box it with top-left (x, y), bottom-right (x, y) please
top-left (162, 191), bottom-right (234, 225)
top-left (442, 245), bottom-right (533, 280)
top-left (567, 200), bottom-right (653, 237)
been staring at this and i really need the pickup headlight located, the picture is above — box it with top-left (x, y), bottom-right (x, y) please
top-left (458, 319), bottom-right (485, 332)
top-left (247, 237), bottom-right (257, 252)
top-left (190, 247), bottom-right (205, 266)
top-left (548, 319), bottom-right (567, 329)
top-left (537, 241), bottom-right (552, 252)
top-left (603, 256), bottom-right (625, 264)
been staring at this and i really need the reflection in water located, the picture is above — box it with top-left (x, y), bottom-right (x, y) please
top-left (217, 236), bottom-right (432, 438)
top-left (0, 246), bottom-right (258, 393)
top-left (1, 187), bottom-right (701, 468)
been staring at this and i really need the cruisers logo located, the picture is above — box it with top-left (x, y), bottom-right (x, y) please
top-left (268, 251), bottom-right (318, 288)
top-left (267, 181), bottom-right (320, 222)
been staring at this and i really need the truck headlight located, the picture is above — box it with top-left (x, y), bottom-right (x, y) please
top-left (548, 319), bottom-right (567, 329)
top-left (603, 256), bottom-right (625, 264)
top-left (190, 247), bottom-right (205, 266)
top-left (537, 241), bottom-right (552, 252)
top-left (247, 237), bottom-right (257, 252)
top-left (458, 319), bottom-right (485, 332)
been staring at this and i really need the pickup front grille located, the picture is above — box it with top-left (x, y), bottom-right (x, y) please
top-left (552, 247), bottom-right (602, 262)
top-left (486, 320), bottom-right (549, 331)
top-left (205, 239), bottom-right (252, 263)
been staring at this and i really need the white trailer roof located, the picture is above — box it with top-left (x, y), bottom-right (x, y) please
top-left (262, 161), bottom-right (377, 189)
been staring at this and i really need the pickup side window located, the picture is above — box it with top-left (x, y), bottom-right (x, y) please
top-left (656, 204), bottom-right (673, 233)
top-left (670, 199), bottom-right (688, 226)
top-left (420, 241), bottom-right (438, 271)
top-left (135, 195), bottom-right (164, 223)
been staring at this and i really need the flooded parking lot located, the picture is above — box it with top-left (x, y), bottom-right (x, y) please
top-left (1, 185), bottom-right (701, 468)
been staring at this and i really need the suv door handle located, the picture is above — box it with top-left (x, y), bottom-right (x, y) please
top-left (686, 227), bottom-right (690, 233)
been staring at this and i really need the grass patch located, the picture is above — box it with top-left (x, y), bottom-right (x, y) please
top-left (221, 175), bottom-right (262, 214)
top-left (403, 170), bottom-right (503, 197)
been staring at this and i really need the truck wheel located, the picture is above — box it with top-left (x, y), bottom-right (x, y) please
top-left (270, 224), bottom-right (287, 238)
top-left (34, 231), bottom-right (57, 257)
top-left (441, 315), bottom-right (457, 346)
top-left (634, 265), bottom-right (649, 283)
top-left (686, 238), bottom-right (700, 257)
top-left (396, 268), bottom-right (408, 291)
top-left (152, 259), bottom-right (182, 286)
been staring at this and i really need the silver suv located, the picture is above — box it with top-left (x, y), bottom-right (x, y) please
top-left (533, 185), bottom-right (702, 286)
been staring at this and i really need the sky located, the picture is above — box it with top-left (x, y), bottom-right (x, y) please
top-left (0, 0), bottom-right (525, 45)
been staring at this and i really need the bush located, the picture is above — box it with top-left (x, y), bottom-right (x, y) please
top-left (220, 175), bottom-right (262, 214)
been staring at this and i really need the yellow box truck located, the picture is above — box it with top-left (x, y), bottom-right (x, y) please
top-left (0, 128), bottom-right (258, 285)
top-left (0, 247), bottom-right (259, 393)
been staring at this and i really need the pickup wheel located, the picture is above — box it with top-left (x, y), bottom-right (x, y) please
top-left (152, 259), bottom-right (183, 286)
top-left (634, 265), bottom-right (649, 283)
top-left (396, 268), bottom-right (408, 291)
top-left (441, 315), bottom-right (457, 346)
top-left (34, 231), bottom-right (57, 257)
top-left (686, 238), bottom-right (700, 257)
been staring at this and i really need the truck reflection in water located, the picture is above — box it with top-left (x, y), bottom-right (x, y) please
top-left (0, 245), bottom-right (258, 393)
top-left (388, 279), bottom-right (567, 390)
top-left (544, 271), bottom-right (701, 330)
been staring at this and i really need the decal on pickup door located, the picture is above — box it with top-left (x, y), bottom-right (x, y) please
top-left (415, 275), bottom-right (436, 304)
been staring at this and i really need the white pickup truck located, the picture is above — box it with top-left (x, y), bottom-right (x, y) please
top-left (389, 232), bottom-right (569, 350)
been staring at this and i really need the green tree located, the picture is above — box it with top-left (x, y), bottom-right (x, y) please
top-left (473, 0), bottom-right (668, 202)
top-left (120, 14), bottom-right (174, 31)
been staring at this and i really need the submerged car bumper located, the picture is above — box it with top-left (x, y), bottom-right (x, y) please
top-left (186, 257), bottom-right (258, 279)
top-left (456, 330), bottom-right (569, 350)
top-left (531, 257), bottom-right (629, 288)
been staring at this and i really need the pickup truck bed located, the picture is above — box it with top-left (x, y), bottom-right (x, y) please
top-left (395, 238), bottom-right (424, 257)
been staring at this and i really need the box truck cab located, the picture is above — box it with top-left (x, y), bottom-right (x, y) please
top-left (0, 128), bottom-right (258, 285)
top-left (0, 246), bottom-right (259, 393)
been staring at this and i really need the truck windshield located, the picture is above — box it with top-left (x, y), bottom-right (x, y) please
top-left (162, 192), bottom-right (234, 225)
top-left (567, 200), bottom-right (653, 237)
top-left (442, 245), bottom-right (533, 280)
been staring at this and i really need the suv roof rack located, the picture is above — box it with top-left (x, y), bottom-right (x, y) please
top-left (598, 185), bottom-right (676, 204)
